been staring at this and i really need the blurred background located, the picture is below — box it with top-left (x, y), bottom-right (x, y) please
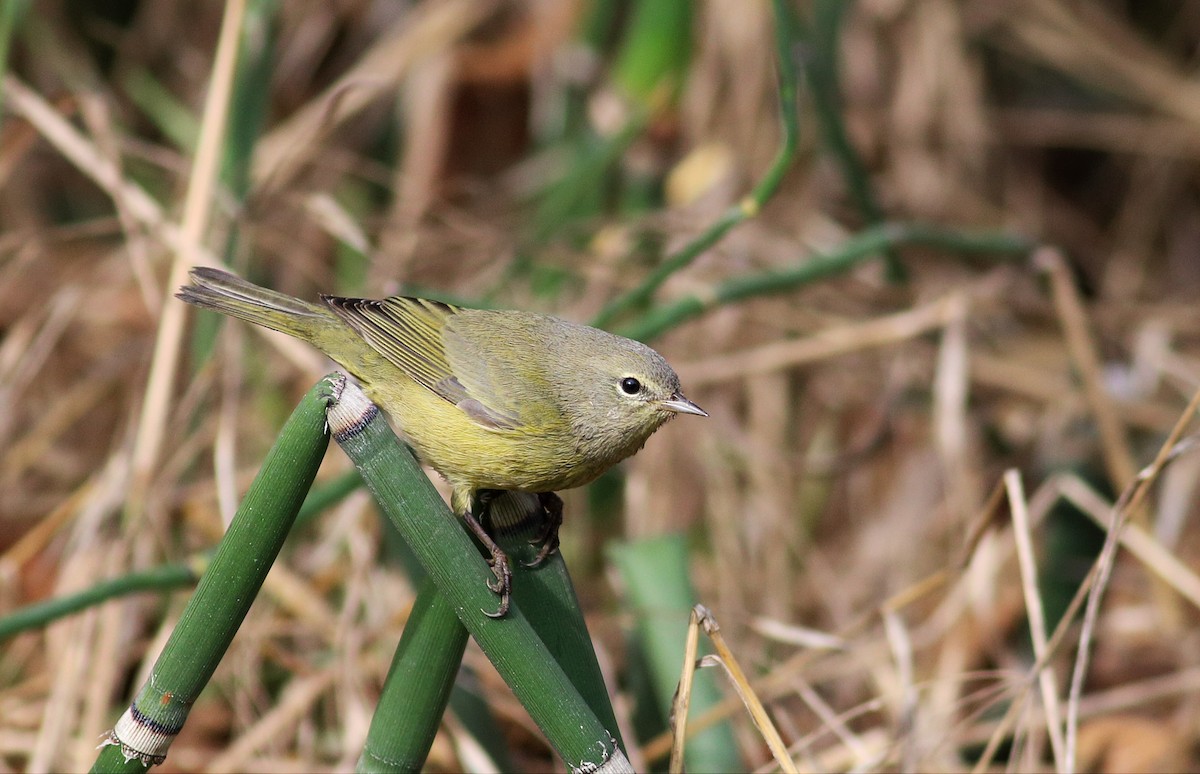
top-left (2, 0), bottom-right (1200, 771)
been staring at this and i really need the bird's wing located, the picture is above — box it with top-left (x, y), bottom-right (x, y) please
top-left (322, 295), bottom-right (526, 430)
top-left (439, 311), bottom-right (561, 432)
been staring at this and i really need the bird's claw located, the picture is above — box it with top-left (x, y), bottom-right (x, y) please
top-left (523, 492), bottom-right (563, 569)
top-left (463, 502), bottom-right (513, 618)
top-left (482, 540), bottom-right (513, 617)
top-left (523, 533), bottom-right (559, 568)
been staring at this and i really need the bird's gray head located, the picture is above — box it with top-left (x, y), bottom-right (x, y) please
top-left (547, 321), bottom-right (706, 454)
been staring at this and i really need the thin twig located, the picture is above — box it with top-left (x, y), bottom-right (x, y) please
top-left (691, 605), bottom-right (798, 773)
top-left (644, 475), bottom-right (1011, 765)
top-left (678, 288), bottom-right (970, 386)
top-left (1056, 466), bottom-right (1200, 610)
top-left (130, 0), bottom-right (248, 512)
top-left (1004, 470), bottom-right (1066, 771)
top-left (789, 674), bottom-right (872, 765)
top-left (591, 0), bottom-right (802, 329)
top-left (668, 606), bottom-right (704, 774)
top-left (1064, 385), bottom-right (1200, 771)
top-left (622, 223), bottom-right (1031, 342)
top-left (1036, 247), bottom-right (1136, 493)
top-left (882, 611), bottom-right (918, 772)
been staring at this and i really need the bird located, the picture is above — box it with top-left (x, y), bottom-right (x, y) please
top-left (178, 267), bottom-right (707, 615)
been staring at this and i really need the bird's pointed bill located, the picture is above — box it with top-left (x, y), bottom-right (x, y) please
top-left (660, 393), bottom-right (708, 416)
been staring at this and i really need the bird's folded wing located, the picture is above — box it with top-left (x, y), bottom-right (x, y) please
top-left (322, 295), bottom-right (525, 431)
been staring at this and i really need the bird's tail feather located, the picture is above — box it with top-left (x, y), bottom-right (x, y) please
top-left (177, 267), bottom-right (331, 340)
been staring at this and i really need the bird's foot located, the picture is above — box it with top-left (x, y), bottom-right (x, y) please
top-left (482, 545), bottom-right (512, 618)
top-left (462, 505), bottom-right (512, 617)
top-left (524, 492), bottom-right (563, 568)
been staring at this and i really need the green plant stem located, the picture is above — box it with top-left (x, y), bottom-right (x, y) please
top-left (0, 471), bottom-right (360, 641)
top-left (495, 496), bottom-right (624, 747)
top-left (610, 534), bottom-right (740, 773)
top-left (358, 576), bottom-right (471, 773)
top-left (121, 69), bottom-right (200, 152)
top-left (612, 0), bottom-right (693, 111)
top-left (804, 0), bottom-right (905, 283)
top-left (223, 0), bottom-right (276, 198)
top-left (621, 223), bottom-right (1034, 342)
top-left (93, 377), bottom-right (332, 772)
top-left (591, 0), bottom-right (802, 330)
top-left (360, 491), bottom-right (621, 771)
top-left (0, 0), bottom-right (29, 117)
top-left (0, 564), bottom-right (196, 641)
top-left (326, 377), bottom-right (630, 772)
top-left (295, 469), bottom-right (362, 528)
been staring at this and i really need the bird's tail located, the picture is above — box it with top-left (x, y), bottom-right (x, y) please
top-left (177, 267), bottom-right (334, 341)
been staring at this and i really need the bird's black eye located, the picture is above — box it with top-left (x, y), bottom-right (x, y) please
top-left (620, 377), bottom-right (642, 395)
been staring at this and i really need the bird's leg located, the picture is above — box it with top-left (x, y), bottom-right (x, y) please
top-left (465, 491), bottom-right (512, 618)
top-left (524, 492), bottom-right (563, 568)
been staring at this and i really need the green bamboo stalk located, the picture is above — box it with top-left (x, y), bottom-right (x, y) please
top-left (803, 0), bottom-right (906, 283)
top-left (0, 564), bottom-right (197, 642)
top-left (371, 486), bottom-right (511, 771)
top-left (362, 567), bottom-right (518, 772)
top-left (357, 576), bottom-right (470, 773)
top-left (363, 613), bottom-right (518, 773)
top-left (611, 534), bottom-right (741, 773)
top-left (591, 0), bottom-right (802, 330)
top-left (621, 222), bottom-right (1034, 342)
top-left (361, 490), bottom-right (613, 772)
top-left (326, 376), bottom-right (632, 773)
top-left (491, 494), bottom-right (624, 745)
top-left (93, 376), bottom-right (332, 771)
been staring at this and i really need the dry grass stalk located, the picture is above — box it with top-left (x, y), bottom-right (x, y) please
top-left (671, 605), bottom-right (798, 773)
top-left (1036, 248), bottom-right (1136, 494)
top-left (251, 0), bottom-right (498, 192)
top-left (1004, 469), bottom-right (1065, 770)
top-left (130, 0), bottom-right (247, 510)
top-left (1065, 386), bottom-right (1200, 771)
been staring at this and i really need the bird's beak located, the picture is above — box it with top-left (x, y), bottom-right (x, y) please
top-left (660, 392), bottom-right (708, 417)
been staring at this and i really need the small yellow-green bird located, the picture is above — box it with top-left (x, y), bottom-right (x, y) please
top-left (179, 267), bottom-right (706, 615)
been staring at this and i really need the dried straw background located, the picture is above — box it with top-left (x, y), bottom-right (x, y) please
top-left (2, 1), bottom-right (1200, 771)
